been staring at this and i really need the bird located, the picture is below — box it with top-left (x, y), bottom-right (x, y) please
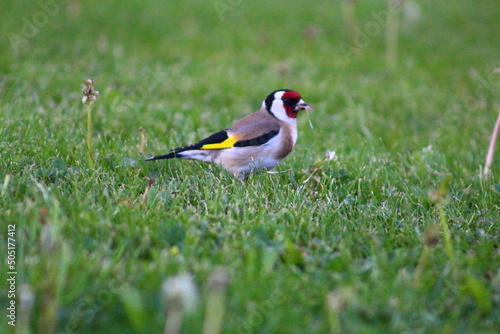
top-left (146, 89), bottom-right (312, 179)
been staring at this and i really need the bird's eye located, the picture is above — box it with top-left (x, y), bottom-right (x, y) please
top-left (283, 98), bottom-right (291, 104)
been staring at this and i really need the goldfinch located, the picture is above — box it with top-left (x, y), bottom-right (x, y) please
top-left (146, 89), bottom-right (312, 179)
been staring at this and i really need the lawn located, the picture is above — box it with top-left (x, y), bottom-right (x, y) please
top-left (0, 0), bottom-right (499, 333)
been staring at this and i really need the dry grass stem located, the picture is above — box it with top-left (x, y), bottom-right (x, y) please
top-left (484, 107), bottom-right (500, 177)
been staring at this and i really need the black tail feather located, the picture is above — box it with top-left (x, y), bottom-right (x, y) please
top-left (145, 152), bottom-right (178, 161)
top-left (146, 130), bottom-right (229, 162)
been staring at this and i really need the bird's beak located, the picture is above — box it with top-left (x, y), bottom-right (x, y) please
top-left (294, 100), bottom-right (313, 112)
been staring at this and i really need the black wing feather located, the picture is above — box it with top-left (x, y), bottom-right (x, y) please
top-left (233, 130), bottom-right (279, 147)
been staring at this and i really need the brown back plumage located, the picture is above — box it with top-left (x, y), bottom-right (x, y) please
top-left (229, 107), bottom-right (294, 159)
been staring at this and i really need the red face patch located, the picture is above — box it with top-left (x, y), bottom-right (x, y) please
top-left (283, 105), bottom-right (297, 118)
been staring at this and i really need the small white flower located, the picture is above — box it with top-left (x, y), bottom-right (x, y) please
top-left (422, 145), bottom-right (433, 152)
top-left (325, 150), bottom-right (338, 161)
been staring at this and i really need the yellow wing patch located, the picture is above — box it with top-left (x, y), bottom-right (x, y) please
top-left (201, 136), bottom-right (238, 149)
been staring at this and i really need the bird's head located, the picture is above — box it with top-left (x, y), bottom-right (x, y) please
top-left (264, 89), bottom-right (312, 122)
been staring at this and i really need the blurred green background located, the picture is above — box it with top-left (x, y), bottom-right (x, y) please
top-left (1, 0), bottom-right (499, 333)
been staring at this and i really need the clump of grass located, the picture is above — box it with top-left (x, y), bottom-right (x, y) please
top-left (139, 126), bottom-right (147, 154)
top-left (412, 224), bottom-right (440, 287)
top-left (18, 284), bottom-right (35, 334)
top-left (326, 289), bottom-right (346, 334)
top-left (430, 177), bottom-right (456, 276)
top-left (36, 203), bottom-right (71, 334)
top-left (202, 269), bottom-right (230, 334)
top-left (341, 0), bottom-right (358, 51)
top-left (385, 0), bottom-right (402, 68)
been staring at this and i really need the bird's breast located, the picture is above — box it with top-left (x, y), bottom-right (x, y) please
top-left (216, 122), bottom-right (297, 175)
top-left (273, 123), bottom-right (296, 160)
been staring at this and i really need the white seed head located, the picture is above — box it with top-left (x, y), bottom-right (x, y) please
top-left (82, 78), bottom-right (99, 105)
top-left (162, 274), bottom-right (198, 313)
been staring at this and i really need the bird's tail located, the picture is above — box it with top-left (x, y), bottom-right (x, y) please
top-left (144, 152), bottom-right (178, 161)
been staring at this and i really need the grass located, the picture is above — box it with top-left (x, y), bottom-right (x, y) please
top-left (1, 0), bottom-right (499, 333)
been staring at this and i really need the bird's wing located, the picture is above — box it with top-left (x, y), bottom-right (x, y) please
top-left (230, 121), bottom-right (281, 147)
top-left (182, 121), bottom-right (281, 151)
